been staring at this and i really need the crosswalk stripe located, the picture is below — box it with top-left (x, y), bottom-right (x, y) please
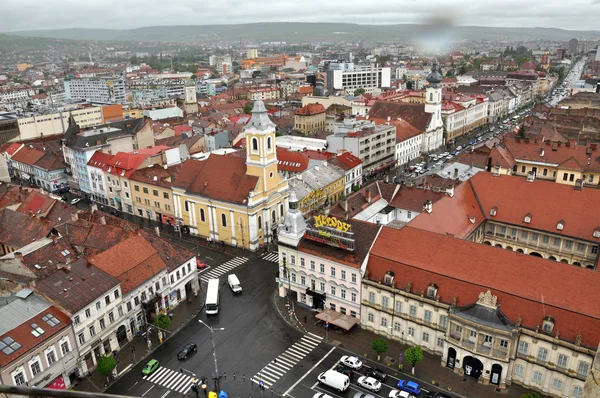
top-left (177, 380), bottom-right (193, 394)
top-left (273, 357), bottom-right (294, 368)
top-left (280, 352), bottom-right (299, 363)
top-left (153, 368), bottom-right (177, 385)
top-left (285, 347), bottom-right (306, 358)
top-left (174, 378), bottom-right (193, 393)
top-left (294, 341), bottom-right (314, 351)
top-left (262, 365), bottom-right (285, 377)
top-left (148, 367), bottom-right (170, 383)
top-left (162, 373), bottom-right (187, 389)
top-left (256, 372), bottom-right (278, 383)
top-left (304, 334), bottom-right (323, 344)
top-left (282, 350), bottom-right (303, 361)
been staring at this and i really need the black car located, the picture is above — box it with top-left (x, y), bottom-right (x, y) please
top-left (177, 342), bottom-right (197, 360)
top-left (365, 368), bottom-right (387, 382)
top-left (334, 364), bottom-right (354, 380)
top-left (426, 392), bottom-right (454, 398)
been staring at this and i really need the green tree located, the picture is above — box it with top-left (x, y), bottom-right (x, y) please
top-left (520, 393), bottom-right (540, 398)
top-left (155, 312), bottom-right (172, 330)
top-left (353, 88), bottom-right (366, 96)
top-left (97, 355), bottom-right (117, 376)
top-left (442, 116), bottom-right (448, 140)
top-left (243, 104), bottom-right (253, 115)
top-left (404, 345), bottom-right (424, 374)
top-left (371, 338), bottom-right (388, 361)
top-left (558, 66), bottom-right (565, 80)
top-left (406, 80), bottom-right (414, 90)
top-left (518, 124), bottom-right (526, 139)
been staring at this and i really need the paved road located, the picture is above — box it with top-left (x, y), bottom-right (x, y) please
top-left (279, 345), bottom-right (452, 398)
top-left (106, 254), bottom-right (292, 398)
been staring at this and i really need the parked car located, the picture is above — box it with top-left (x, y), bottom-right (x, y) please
top-left (389, 390), bottom-right (416, 398)
top-left (70, 198), bottom-right (81, 205)
top-left (365, 369), bottom-right (388, 382)
top-left (353, 393), bottom-right (376, 398)
top-left (340, 355), bottom-right (363, 370)
top-left (357, 376), bottom-right (381, 393)
top-left (334, 364), bottom-right (354, 380)
top-left (177, 342), bottom-right (197, 360)
top-left (142, 359), bottom-right (160, 375)
top-left (313, 394), bottom-right (335, 398)
top-left (397, 380), bottom-right (421, 395)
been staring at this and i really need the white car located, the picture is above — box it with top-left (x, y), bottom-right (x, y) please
top-left (340, 355), bottom-right (363, 370)
top-left (313, 394), bottom-right (335, 398)
top-left (357, 376), bottom-right (381, 392)
top-left (70, 198), bottom-right (81, 205)
top-left (389, 390), bottom-right (416, 398)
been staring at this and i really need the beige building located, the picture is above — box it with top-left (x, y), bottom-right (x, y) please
top-left (129, 164), bottom-right (182, 224)
top-left (15, 106), bottom-right (104, 141)
top-left (294, 103), bottom-right (326, 134)
top-left (248, 87), bottom-right (280, 101)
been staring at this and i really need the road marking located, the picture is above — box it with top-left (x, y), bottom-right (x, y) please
top-left (142, 385), bottom-right (154, 396)
top-left (283, 346), bottom-right (336, 396)
top-left (160, 391), bottom-right (170, 398)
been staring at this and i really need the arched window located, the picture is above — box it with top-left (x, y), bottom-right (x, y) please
top-left (429, 93), bottom-right (433, 101)
top-left (258, 216), bottom-right (262, 230)
top-left (221, 213), bottom-right (227, 227)
top-left (252, 137), bottom-right (258, 152)
top-left (200, 208), bottom-right (205, 222)
top-left (267, 136), bottom-right (272, 151)
top-left (272, 210), bottom-right (277, 223)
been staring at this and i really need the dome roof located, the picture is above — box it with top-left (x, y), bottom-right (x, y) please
top-left (426, 60), bottom-right (443, 86)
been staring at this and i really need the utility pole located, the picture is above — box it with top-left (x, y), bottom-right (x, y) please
top-left (198, 320), bottom-right (224, 391)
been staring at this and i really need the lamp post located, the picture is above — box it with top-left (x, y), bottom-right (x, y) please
top-left (198, 320), bottom-right (224, 391)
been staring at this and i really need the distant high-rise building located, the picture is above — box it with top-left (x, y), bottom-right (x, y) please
top-left (556, 48), bottom-right (567, 60)
top-left (596, 46), bottom-right (600, 62)
top-left (569, 38), bottom-right (579, 55)
top-left (247, 49), bottom-right (258, 59)
top-left (64, 77), bottom-right (125, 104)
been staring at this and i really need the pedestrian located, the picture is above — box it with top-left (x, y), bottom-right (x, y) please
top-left (243, 374), bottom-right (245, 382)
top-left (233, 372), bottom-right (236, 380)
top-left (224, 372), bottom-right (226, 379)
top-left (273, 358), bottom-right (276, 364)
top-left (303, 315), bottom-right (307, 324)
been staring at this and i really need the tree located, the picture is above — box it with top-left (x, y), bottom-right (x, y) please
top-left (521, 394), bottom-right (540, 398)
top-left (353, 88), bottom-right (366, 96)
top-left (406, 80), bottom-right (414, 90)
top-left (243, 104), bottom-right (253, 115)
top-left (371, 338), bottom-right (388, 361)
top-left (558, 66), bottom-right (566, 80)
top-left (404, 346), bottom-right (424, 374)
top-left (518, 124), bottom-right (526, 139)
top-left (97, 355), bottom-right (116, 376)
top-left (155, 312), bottom-right (172, 330)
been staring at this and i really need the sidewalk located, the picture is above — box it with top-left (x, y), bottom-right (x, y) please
top-left (74, 294), bottom-right (205, 392)
top-left (274, 293), bottom-right (543, 398)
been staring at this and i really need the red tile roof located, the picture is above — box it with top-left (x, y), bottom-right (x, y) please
top-left (0, 305), bottom-right (71, 367)
top-left (295, 103), bottom-right (326, 116)
top-left (0, 208), bottom-right (56, 249)
top-left (368, 101), bottom-right (431, 132)
top-left (276, 148), bottom-right (309, 173)
top-left (367, 226), bottom-right (600, 348)
top-left (16, 191), bottom-right (55, 216)
top-left (10, 146), bottom-right (45, 166)
top-left (388, 186), bottom-right (446, 212)
top-left (173, 157), bottom-right (258, 205)
top-left (329, 151), bottom-right (362, 171)
top-left (89, 234), bottom-right (166, 293)
top-left (4, 143), bottom-right (22, 156)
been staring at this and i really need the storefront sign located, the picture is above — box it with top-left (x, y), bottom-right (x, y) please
top-left (313, 215), bottom-right (351, 232)
top-left (304, 216), bottom-right (355, 251)
top-left (47, 376), bottom-right (66, 390)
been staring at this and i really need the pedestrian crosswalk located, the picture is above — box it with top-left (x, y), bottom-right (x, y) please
top-left (251, 333), bottom-right (322, 389)
top-left (142, 366), bottom-right (196, 393)
top-left (262, 252), bottom-right (279, 263)
top-left (199, 256), bottom-right (248, 282)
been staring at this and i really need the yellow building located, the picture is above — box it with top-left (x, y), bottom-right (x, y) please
top-left (128, 164), bottom-right (182, 224)
top-left (294, 103), bottom-right (326, 134)
top-left (172, 101), bottom-right (289, 250)
top-left (288, 163), bottom-right (345, 217)
top-left (123, 108), bottom-right (144, 119)
top-left (16, 63), bottom-right (32, 72)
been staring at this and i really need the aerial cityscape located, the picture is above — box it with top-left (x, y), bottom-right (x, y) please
top-left (1, 3), bottom-right (600, 398)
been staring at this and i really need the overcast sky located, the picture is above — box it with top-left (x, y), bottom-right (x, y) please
top-left (2, 0), bottom-right (600, 32)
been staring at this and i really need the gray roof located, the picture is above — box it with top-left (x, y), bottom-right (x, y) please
top-left (455, 304), bottom-right (513, 331)
top-left (488, 91), bottom-right (505, 102)
top-left (0, 292), bottom-right (50, 335)
top-left (299, 163), bottom-right (344, 192)
top-left (64, 117), bottom-right (147, 150)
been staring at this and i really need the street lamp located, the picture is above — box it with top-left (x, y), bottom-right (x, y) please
top-left (198, 320), bottom-right (224, 391)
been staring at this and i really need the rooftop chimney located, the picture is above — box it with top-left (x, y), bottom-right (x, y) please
top-left (71, 212), bottom-right (78, 222)
top-left (366, 189), bottom-right (372, 204)
top-left (446, 184), bottom-right (455, 197)
top-left (99, 215), bottom-right (106, 225)
top-left (14, 252), bottom-right (23, 262)
top-left (423, 200), bottom-right (433, 214)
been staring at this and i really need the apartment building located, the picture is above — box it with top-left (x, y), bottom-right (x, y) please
top-left (442, 93), bottom-right (489, 142)
top-left (288, 163), bottom-right (345, 217)
top-left (248, 87), bottom-right (280, 101)
top-left (294, 103), bottom-right (326, 134)
top-left (8, 146), bottom-right (67, 193)
top-left (326, 117), bottom-right (396, 176)
top-left (64, 77), bottom-right (126, 104)
top-left (326, 65), bottom-right (391, 94)
top-left (16, 106), bottom-right (104, 141)
top-left (328, 151), bottom-right (363, 195)
top-left (128, 164), bottom-right (182, 224)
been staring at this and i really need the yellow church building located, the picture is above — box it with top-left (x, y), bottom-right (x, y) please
top-left (172, 100), bottom-right (289, 250)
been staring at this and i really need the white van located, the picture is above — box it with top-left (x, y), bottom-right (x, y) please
top-left (227, 274), bottom-right (242, 294)
top-left (317, 369), bottom-right (350, 392)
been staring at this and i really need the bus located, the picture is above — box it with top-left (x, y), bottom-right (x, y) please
top-left (205, 279), bottom-right (220, 315)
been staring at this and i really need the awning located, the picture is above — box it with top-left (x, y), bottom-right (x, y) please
top-left (46, 376), bottom-right (66, 390)
top-left (315, 308), bottom-right (359, 331)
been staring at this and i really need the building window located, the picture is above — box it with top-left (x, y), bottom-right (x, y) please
top-left (200, 208), bottom-right (205, 222)
top-left (96, 302), bottom-right (101, 311)
top-left (290, 255), bottom-right (296, 265)
top-left (514, 364), bottom-right (524, 377)
top-left (537, 347), bottom-right (548, 362)
top-left (351, 292), bottom-right (357, 302)
top-left (542, 317), bottom-right (554, 334)
top-left (552, 378), bottom-right (563, 391)
top-left (423, 332), bottom-right (430, 342)
top-left (577, 361), bottom-right (590, 377)
top-left (439, 315), bottom-right (448, 328)
top-left (13, 371), bottom-right (26, 386)
top-left (395, 301), bottom-right (402, 314)
top-left (320, 282), bottom-right (325, 292)
top-left (99, 318), bottom-right (106, 330)
top-left (382, 296), bottom-right (389, 308)
top-left (409, 305), bottom-right (417, 318)
top-left (330, 286), bottom-right (336, 296)
top-left (368, 292), bottom-right (375, 304)
top-left (300, 258), bottom-right (305, 267)
top-left (424, 310), bottom-right (432, 323)
top-left (118, 306), bottom-right (124, 317)
top-left (351, 273), bottom-right (357, 283)
top-left (553, 237), bottom-right (561, 246)
top-left (310, 260), bottom-right (315, 271)
top-left (221, 213), bottom-right (227, 227)
top-left (408, 327), bottom-right (415, 337)
top-left (73, 315), bottom-right (80, 325)
top-left (105, 296), bottom-right (110, 305)
top-left (252, 138), bottom-right (258, 152)
top-left (437, 337), bottom-right (444, 348)
top-left (565, 240), bottom-right (573, 249)
top-left (577, 242), bottom-right (585, 252)
top-left (557, 354), bottom-right (568, 369)
top-left (108, 311), bottom-right (115, 323)
top-left (340, 270), bottom-right (346, 280)
top-left (330, 303), bottom-right (336, 311)
top-left (499, 339), bottom-right (508, 348)
top-left (46, 350), bottom-right (57, 365)
top-left (163, 192), bottom-right (169, 199)
top-left (134, 185), bottom-right (139, 192)
top-left (381, 317), bottom-right (388, 327)
top-left (533, 371), bottom-right (543, 384)
top-left (143, 187), bottom-right (149, 194)
top-left (573, 386), bottom-right (584, 397)
top-left (320, 264), bottom-right (325, 273)
top-left (341, 289), bottom-right (346, 299)
top-left (291, 273), bottom-right (296, 283)
top-left (330, 267), bottom-right (335, 277)
top-left (185, 201), bottom-right (189, 212)
top-left (78, 333), bottom-right (85, 345)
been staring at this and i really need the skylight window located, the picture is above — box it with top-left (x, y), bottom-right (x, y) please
top-left (42, 314), bottom-right (61, 328)
top-left (0, 337), bottom-right (22, 355)
top-left (30, 323), bottom-right (45, 337)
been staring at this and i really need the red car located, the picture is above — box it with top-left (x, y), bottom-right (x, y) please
top-left (196, 259), bottom-right (208, 270)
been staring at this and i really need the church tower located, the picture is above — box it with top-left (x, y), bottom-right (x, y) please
top-left (277, 191), bottom-right (306, 248)
top-left (245, 100), bottom-right (281, 193)
top-left (422, 60), bottom-right (444, 152)
top-left (183, 79), bottom-right (198, 114)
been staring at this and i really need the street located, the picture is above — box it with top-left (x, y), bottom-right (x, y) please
top-left (106, 250), bottom-right (304, 398)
